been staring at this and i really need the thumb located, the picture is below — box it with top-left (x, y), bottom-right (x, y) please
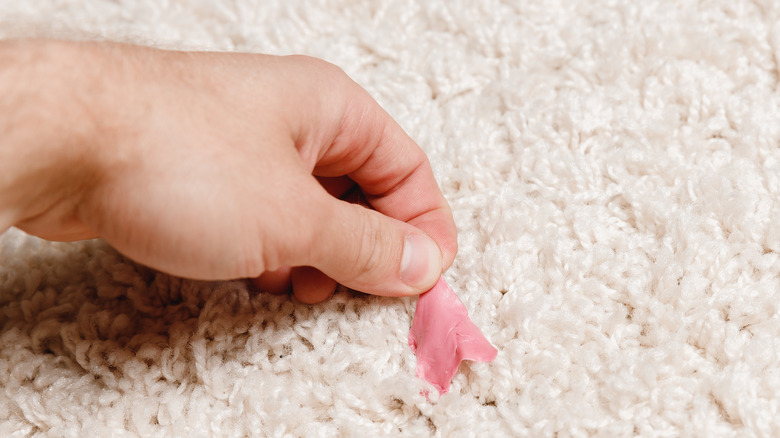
top-left (308, 198), bottom-right (443, 296)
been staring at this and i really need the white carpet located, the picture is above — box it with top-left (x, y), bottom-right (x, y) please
top-left (2, 0), bottom-right (780, 436)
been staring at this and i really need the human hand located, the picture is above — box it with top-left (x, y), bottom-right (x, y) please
top-left (2, 41), bottom-right (457, 303)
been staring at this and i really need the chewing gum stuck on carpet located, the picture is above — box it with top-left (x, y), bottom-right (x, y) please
top-left (408, 276), bottom-right (497, 395)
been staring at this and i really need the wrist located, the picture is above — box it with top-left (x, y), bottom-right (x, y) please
top-left (0, 39), bottom-right (104, 232)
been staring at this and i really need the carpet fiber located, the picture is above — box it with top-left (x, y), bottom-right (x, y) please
top-left (3, 0), bottom-right (780, 436)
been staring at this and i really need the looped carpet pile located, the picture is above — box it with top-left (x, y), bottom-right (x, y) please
top-left (3, 0), bottom-right (780, 436)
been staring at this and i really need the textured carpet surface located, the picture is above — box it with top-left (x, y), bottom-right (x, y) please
top-left (3, 0), bottom-right (780, 436)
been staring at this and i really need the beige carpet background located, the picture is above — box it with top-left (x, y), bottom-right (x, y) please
top-left (3, 0), bottom-right (780, 436)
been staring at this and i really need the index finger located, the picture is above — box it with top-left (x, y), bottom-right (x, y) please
top-left (312, 86), bottom-right (458, 269)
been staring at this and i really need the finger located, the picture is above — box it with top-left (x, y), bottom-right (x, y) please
top-left (303, 197), bottom-right (442, 297)
top-left (251, 266), bottom-right (292, 294)
top-left (291, 266), bottom-right (337, 304)
top-left (312, 88), bottom-right (458, 269)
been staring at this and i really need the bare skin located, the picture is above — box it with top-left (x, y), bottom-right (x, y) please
top-left (0, 40), bottom-right (457, 303)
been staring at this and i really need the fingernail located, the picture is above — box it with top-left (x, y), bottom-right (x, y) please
top-left (400, 234), bottom-right (442, 291)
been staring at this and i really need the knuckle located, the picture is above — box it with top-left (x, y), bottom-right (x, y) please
top-left (285, 54), bottom-right (346, 80)
top-left (350, 208), bottom-right (391, 278)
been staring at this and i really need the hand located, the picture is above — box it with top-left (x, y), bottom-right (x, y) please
top-left (1, 41), bottom-right (457, 303)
